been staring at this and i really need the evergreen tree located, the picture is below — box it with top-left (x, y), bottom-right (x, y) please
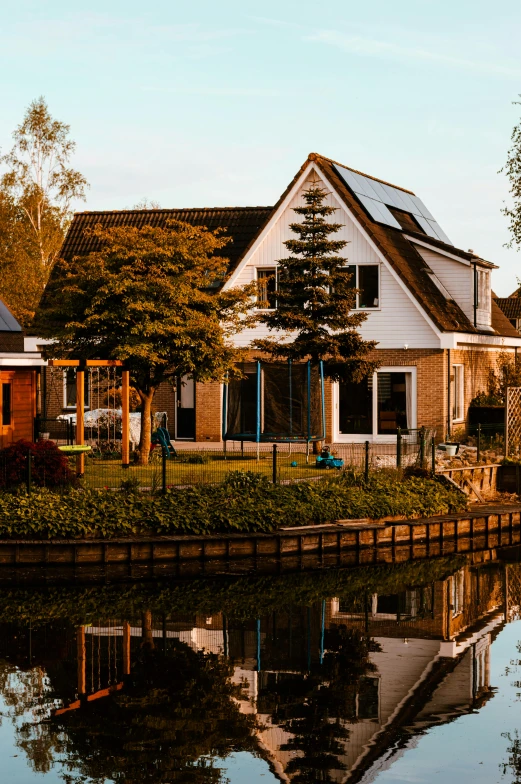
top-left (254, 180), bottom-right (377, 384)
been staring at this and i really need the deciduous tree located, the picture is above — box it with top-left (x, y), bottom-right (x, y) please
top-left (0, 97), bottom-right (87, 324)
top-left (34, 221), bottom-right (254, 463)
top-left (502, 101), bottom-right (521, 250)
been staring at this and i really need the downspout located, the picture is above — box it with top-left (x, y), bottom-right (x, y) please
top-left (447, 348), bottom-right (451, 441)
top-left (473, 262), bottom-right (478, 328)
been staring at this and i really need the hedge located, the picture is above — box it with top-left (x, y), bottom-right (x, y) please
top-left (0, 472), bottom-right (467, 540)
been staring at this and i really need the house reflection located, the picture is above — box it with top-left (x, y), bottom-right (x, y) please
top-left (0, 557), bottom-right (518, 783)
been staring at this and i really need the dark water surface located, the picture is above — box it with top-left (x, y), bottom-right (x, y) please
top-left (0, 547), bottom-right (520, 783)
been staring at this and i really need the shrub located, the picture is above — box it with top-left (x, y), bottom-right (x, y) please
top-left (0, 473), bottom-right (467, 539)
top-left (0, 439), bottom-right (74, 489)
top-left (186, 453), bottom-right (211, 465)
top-left (222, 471), bottom-right (271, 490)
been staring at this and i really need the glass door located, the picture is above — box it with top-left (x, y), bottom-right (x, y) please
top-left (175, 376), bottom-right (195, 440)
top-left (0, 373), bottom-right (14, 448)
top-left (336, 369), bottom-right (415, 441)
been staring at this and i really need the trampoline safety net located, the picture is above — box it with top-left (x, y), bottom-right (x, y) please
top-left (224, 361), bottom-right (325, 442)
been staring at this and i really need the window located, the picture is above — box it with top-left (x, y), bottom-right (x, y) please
top-left (338, 369), bottom-right (414, 438)
top-left (339, 376), bottom-right (373, 434)
top-left (64, 369), bottom-right (90, 410)
top-left (357, 677), bottom-right (380, 720)
top-left (476, 269), bottom-right (490, 310)
top-left (377, 372), bottom-right (408, 434)
top-left (450, 364), bottom-right (464, 422)
top-left (1, 383), bottom-right (12, 426)
top-left (342, 265), bottom-right (379, 308)
top-left (256, 268), bottom-right (277, 309)
top-left (451, 569), bottom-right (465, 616)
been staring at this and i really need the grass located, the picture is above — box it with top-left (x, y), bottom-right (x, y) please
top-left (79, 449), bottom-right (328, 489)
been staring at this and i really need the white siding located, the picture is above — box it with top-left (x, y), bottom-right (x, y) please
top-left (413, 244), bottom-right (492, 330)
top-left (230, 171), bottom-right (439, 350)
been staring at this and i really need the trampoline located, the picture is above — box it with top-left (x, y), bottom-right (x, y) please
top-left (222, 361), bottom-right (326, 448)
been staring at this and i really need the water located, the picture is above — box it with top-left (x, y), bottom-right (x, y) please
top-left (0, 548), bottom-right (520, 783)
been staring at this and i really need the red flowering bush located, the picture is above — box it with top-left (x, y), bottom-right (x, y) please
top-left (0, 439), bottom-right (74, 489)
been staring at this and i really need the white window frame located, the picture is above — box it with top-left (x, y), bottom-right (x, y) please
top-left (343, 263), bottom-right (381, 311)
top-left (63, 369), bottom-right (90, 410)
top-left (451, 569), bottom-right (465, 617)
top-left (451, 364), bottom-right (464, 423)
top-left (333, 366), bottom-right (417, 443)
top-left (254, 267), bottom-right (278, 310)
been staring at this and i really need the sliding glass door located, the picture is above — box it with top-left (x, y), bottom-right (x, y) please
top-left (337, 368), bottom-right (416, 441)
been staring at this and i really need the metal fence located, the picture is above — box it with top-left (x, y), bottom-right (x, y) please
top-left (0, 428), bottom-right (434, 493)
top-left (467, 422), bottom-right (505, 460)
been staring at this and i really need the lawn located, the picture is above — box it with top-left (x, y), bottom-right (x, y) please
top-left (79, 449), bottom-right (329, 489)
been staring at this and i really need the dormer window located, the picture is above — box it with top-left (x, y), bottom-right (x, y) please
top-left (476, 269), bottom-right (490, 310)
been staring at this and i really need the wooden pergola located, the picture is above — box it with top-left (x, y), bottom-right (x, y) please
top-left (47, 360), bottom-right (131, 473)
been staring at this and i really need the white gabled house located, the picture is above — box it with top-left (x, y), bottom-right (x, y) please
top-left (51, 152), bottom-right (521, 444)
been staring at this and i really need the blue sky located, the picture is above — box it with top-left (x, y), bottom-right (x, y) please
top-left (1, 0), bottom-right (521, 294)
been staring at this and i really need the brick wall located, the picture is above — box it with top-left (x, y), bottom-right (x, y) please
top-left (195, 381), bottom-right (222, 441)
top-left (451, 347), bottom-right (511, 432)
top-left (153, 381), bottom-right (176, 432)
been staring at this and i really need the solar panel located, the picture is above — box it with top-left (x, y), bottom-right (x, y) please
top-left (333, 163), bottom-right (452, 246)
top-left (356, 194), bottom-right (402, 229)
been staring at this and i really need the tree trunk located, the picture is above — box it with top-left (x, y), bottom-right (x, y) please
top-left (138, 390), bottom-right (155, 466)
top-left (141, 610), bottom-right (155, 651)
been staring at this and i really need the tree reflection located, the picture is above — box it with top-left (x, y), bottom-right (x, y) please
top-left (271, 627), bottom-right (380, 783)
top-left (502, 731), bottom-right (521, 783)
top-left (53, 637), bottom-right (259, 783)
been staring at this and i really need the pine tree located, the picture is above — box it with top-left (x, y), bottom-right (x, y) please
top-left (254, 180), bottom-right (377, 383)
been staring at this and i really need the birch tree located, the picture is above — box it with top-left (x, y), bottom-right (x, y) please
top-left (0, 97), bottom-right (88, 323)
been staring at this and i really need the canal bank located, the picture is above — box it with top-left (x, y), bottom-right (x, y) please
top-left (0, 503), bottom-right (519, 571)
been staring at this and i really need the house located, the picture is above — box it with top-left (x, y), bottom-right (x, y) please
top-left (48, 152), bottom-right (521, 444)
top-left (494, 287), bottom-right (521, 334)
top-left (0, 298), bottom-right (45, 448)
top-left (39, 557), bottom-right (508, 783)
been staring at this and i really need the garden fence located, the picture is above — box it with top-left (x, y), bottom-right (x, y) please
top-left (0, 427), bottom-right (437, 494)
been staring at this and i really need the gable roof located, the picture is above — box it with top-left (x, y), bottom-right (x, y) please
top-left (0, 297), bottom-right (22, 332)
top-left (309, 153), bottom-right (516, 338)
top-left (60, 207), bottom-right (273, 273)
top-left (494, 295), bottom-right (521, 320)
top-left (55, 154), bottom-right (518, 340)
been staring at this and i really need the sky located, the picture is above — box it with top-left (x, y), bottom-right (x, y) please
top-left (1, 0), bottom-right (521, 294)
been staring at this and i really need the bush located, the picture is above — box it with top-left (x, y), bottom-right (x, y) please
top-left (0, 472), bottom-right (467, 539)
top-left (0, 439), bottom-right (74, 489)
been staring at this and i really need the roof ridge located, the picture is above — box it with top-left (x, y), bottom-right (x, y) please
top-left (308, 152), bottom-right (416, 196)
top-left (75, 206), bottom-right (273, 216)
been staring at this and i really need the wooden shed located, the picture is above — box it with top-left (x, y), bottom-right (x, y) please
top-left (0, 299), bottom-right (44, 448)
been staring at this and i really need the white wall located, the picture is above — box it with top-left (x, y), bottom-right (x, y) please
top-left (413, 244), bottom-right (492, 331)
top-left (229, 171), bottom-right (439, 350)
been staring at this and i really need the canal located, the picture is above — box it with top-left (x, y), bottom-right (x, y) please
top-left (0, 546), bottom-right (520, 783)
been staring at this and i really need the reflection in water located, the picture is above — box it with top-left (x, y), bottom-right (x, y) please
top-left (0, 550), bottom-right (520, 783)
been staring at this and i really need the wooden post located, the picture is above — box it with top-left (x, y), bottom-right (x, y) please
top-left (76, 369), bottom-right (85, 476)
top-left (123, 621), bottom-right (131, 676)
top-left (122, 369), bottom-right (130, 468)
top-left (77, 626), bottom-right (86, 696)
